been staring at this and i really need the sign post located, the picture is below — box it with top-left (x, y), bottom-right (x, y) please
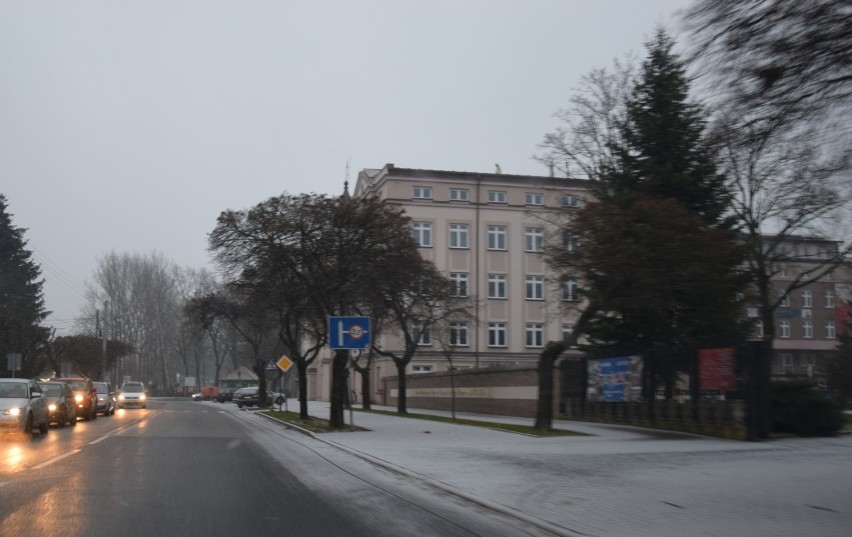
top-left (275, 356), bottom-right (294, 411)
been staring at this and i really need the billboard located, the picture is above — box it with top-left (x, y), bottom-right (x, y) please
top-left (587, 355), bottom-right (643, 402)
top-left (836, 284), bottom-right (852, 329)
top-left (698, 347), bottom-right (736, 391)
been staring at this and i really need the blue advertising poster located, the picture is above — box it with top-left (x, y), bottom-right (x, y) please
top-left (587, 356), bottom-right (643, 402)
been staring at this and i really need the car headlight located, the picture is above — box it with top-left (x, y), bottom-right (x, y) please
top-left (75, 394), bottom-right (83, 403)
top-left (48, 403), bottom-right (58, 412)
top-left (139, 394), bottom-right (146, 401)
top-left (4, 408), bottom-right (22, 417)
top-left (118, 394), bottom-right (125, 401)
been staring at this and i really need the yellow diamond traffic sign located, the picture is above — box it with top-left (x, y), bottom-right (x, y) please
top-left (276, 355), bottom-right (294, 372)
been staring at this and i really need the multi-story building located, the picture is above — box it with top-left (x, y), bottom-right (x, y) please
top-left (753, 236), bottom-right (851, 385)
top-left (352, 163), bottom-right (589, 378)
top-left (304, 164), bottom-right (849, 401)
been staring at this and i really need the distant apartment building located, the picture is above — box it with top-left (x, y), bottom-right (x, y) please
top-left (752, 236), bottom-right (851, 385)
top-left (306, 164), bottom-right (849, 401)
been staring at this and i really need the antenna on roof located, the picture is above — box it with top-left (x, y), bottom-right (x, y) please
top-left (343, 157), bottom-right (351, 197)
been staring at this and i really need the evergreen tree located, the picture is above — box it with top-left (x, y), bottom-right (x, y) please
top-left (551, 30), bottom-right (748, 394)
top-left (0, 194), bottom-right (51, 377)
top-left (605, 30), bottom-right (730, 227)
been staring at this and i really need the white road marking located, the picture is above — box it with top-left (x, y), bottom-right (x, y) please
top-left (31, 449), bottom-right (81, 470)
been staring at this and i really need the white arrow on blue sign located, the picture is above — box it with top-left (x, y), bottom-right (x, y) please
top-left (328, 316), bottom-right (371, 349)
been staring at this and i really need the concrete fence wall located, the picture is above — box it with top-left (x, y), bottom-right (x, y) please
top-left (380, 364), bottom-right (748, 440)
top-left (380, 366), bottom-right (558, 418)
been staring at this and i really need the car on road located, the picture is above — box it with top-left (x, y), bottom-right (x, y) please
top-left (94, 382), bottom-right (116, 416)
top-left (54, 377), bottom-right (98, 421)
top-left (37, 381), bottom-right (77, 427)
top-left (214, 387), bottom-right (236, 403)
top-left (233, 386), bottom-right (281, 408)
top-left (118, 381), bottom-right (147, 409)
top-left (0, 378), bottom-right (49, 437)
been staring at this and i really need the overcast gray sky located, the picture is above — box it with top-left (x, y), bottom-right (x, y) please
top-left (1, 0), bottom-right (690, 335)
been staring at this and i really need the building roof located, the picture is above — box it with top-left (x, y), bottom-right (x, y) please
top-left (221, 366), bottom-right (257, 381)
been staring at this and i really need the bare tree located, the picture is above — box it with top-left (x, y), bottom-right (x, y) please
top-left (84, 251), bottom-right (182, 392)
top-left (209, 193), bottom-right (426, 428)
top-left (536, 55), bottom-right (636, 180)
top-left (686, 0), bottom-right (852, 140)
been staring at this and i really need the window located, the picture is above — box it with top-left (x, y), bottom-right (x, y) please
top-left (802, 320), bottom-right (813, 339)
top-left (525, 192), bottom-right (543, 205)
top-left (450, 188), bottom-right (469, 202)
top-left (412, 222), bottom-right (432, 247)
top-left (488, 190), bottom-right (507, 203)
top-left (825, 290), bottom-right (835, 308)
top-left (411, 365), bottom-right (433, 373)
top-left (449, 272), bottom-right (468, 297)
top-left (747, 307), bottom-right (759, 318)
top-left (525, 228), bottom-right (543, 252)
top-left (826, 321), bottom-right (836, 339)
top-left (526, 275), bottom-right (544, 300)
top-left (488, 273), bottom-right (507, 299)
top-left (526, 323), bottom-right (544, 348)
top-left (754, 320), bottom-right (764, 339)
top-left (779, 292), bottom-right (789, 307)
top-left (562, 278), bottom-right (579, 301)
top-left (412, 186), bottom-right (432, 199)
top-left (487, 225), bottom-right (507, 250)
top-left (779, 320), bottom-right (791, 338)
top-left (413, 322), bottom-right (431, 345)
top-left (562, 324), bottom-right (574, 341)
top-left (449, 224), bottom-right (469, 249)
top-left (782, 353), bottom-right (794, 374)
top-left (560, 195), bottom-right (580, 207)
top-left (563, 232), bottom-right (577, 253)
top-left (802, 290), bottom-right (812, 308)
top-left (488, 322), bottom-right (507, 347)
top-left (449, 322), bottom-right (468, 346)
top-left (778, 267), bottom-right (789, 279)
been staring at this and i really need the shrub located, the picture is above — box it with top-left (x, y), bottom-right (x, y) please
top-left (770, 381), bottom-right (845, 436)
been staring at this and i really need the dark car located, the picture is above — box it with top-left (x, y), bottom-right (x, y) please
top-left (94, 382), bottom-right (116, 416)
top-left (37, 381), bottom-right (77, 427)
top-left (54, 377), bottom-right (98, 421)
top-left (214, 387), bottom-right (236, 403)
top-left (233, 387), bottom-right (277, 408)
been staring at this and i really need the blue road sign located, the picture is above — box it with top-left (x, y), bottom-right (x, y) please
top-left (328, 316), bottom-right (371, 349)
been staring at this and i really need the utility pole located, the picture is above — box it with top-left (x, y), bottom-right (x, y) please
top-left (102, 301), bottom-right (109, 382)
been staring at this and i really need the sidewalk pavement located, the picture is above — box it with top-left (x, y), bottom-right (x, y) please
top-left (281, 401), bottom-right (852, 537)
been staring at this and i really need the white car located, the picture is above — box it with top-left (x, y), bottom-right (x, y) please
top-left (118, 381), bottom-right (147, 409)
top-left (0, 378), bottom-right (49, 437)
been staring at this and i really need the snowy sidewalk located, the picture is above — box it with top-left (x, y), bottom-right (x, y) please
top-left (296, 401), bottom-right (852, 537)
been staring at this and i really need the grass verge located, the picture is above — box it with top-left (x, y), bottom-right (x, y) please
top-left (355, 408), bottom-right (587, 437)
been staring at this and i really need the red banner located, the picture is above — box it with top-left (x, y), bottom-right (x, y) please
top-left (699, 347), bottom-right (736, 391)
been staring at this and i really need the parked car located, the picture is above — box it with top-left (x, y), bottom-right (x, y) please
top-left (37, 381), bottom-right (77, 427)
top-left (54, 377), bottom-right (97, 421)
top-left (118, 381), bottom-right (147, 409)
top-left (0, 378), bottom-right (49, 436)
top-left (94, 382), bottom-right (116, 416)
top-left (214, 387), bottom-right (236, 403)
top-left (233, 386), bottom-right (278, 408)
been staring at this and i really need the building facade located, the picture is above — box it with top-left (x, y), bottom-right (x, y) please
top-left (307, 164), bottom-right (849, 402)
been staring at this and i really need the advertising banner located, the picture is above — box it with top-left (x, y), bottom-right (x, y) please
top-left (587, 355), bottom-right (643, 402)
top-left (836, 284), bottom-right (852, 330)
top-left (698, 347), bottom-right (736, 391)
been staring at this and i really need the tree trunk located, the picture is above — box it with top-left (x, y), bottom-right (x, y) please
top-left (396, 361), bottom-right (408, 414)
top-left (297, 362), bottom-right (309, 420)
top-left (359, 369), bottom-right (371, 410)
top-left (329, 349), bottom-right (349, 429)
top-left (534, 341), bottom-right (567, 431)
